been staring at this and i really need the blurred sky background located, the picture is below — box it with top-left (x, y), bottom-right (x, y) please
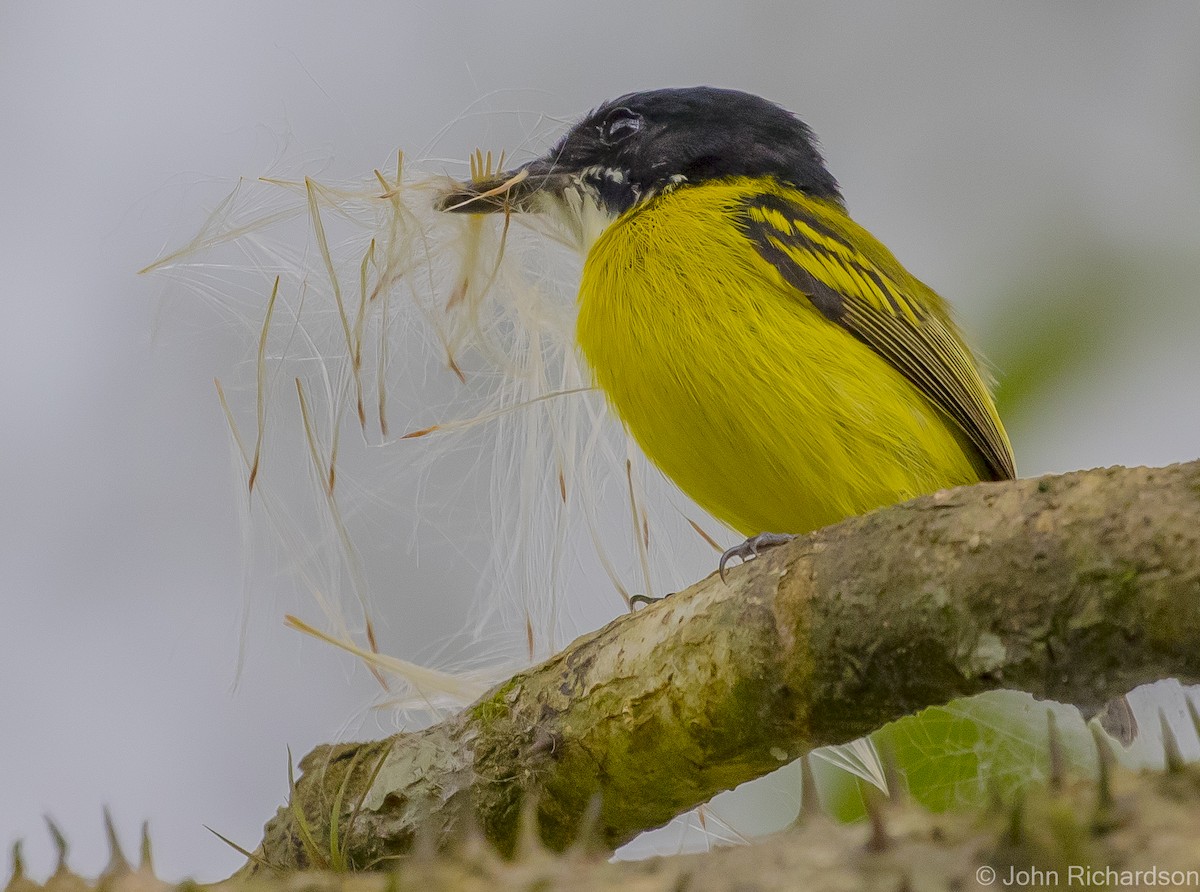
top-left (3, 1), bottom-right (1200, 882)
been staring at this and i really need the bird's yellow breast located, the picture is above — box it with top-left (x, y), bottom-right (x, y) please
top-left (576, 178), bottom-right (986, 537)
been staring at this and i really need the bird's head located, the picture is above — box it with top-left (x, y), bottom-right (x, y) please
top-left (439, 87), bottom-right (841, 247)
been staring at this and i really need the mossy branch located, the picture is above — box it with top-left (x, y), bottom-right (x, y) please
top-left (243, 460), bottom-right (1200, 874)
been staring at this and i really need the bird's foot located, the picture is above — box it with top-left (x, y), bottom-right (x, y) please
top-left (719, 532), bottom-right (795, 582)
top-left (629, 592), bottom-right (674, 609)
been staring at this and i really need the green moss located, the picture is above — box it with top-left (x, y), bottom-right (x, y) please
top-left (470, 677), bottom-right (522, 726)
top-left (1104, 563), bottom-right (1141, 608)
top-left (1076, 560), bottom-right (1142, 629)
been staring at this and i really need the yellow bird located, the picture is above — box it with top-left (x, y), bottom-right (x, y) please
top-left (440, 87), bottom-right (1014, 573)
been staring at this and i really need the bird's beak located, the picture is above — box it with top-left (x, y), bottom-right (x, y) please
top-left (436, 157), bottom-right (574, 214)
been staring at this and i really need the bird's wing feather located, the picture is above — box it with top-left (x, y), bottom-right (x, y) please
top-left (738, 190), bottom-right (1015, 480)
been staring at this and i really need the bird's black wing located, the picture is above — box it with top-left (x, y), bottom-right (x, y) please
top-left (738, 191), bottom-right (1015, 480)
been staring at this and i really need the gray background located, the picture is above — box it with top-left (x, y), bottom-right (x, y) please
top-left (3, 1), bottom-right (1200, 881)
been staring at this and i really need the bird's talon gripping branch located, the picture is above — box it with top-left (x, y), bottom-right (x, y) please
top-left (718, 532), bottom-right (796, 581)
top-left (629, 592), bottom-right (674, 609)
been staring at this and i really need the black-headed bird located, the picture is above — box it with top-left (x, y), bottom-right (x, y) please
top-left (440, 87), bottom-right (1014, 573)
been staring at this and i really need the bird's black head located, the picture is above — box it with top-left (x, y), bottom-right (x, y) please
top-left (440, 87), bottom-right (841, 221)
top-left (547, 87), bottom-right (841, 214)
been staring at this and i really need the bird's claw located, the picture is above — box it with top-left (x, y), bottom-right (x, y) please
top-left (629, 593), bottom-right (668, 609)
top-left (718, 532), bottom-right (795, 582)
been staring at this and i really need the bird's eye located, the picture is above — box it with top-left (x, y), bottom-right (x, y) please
top-left (600, 107), bottom-right (643, 144)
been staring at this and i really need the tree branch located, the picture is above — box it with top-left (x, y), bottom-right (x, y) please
top-left (243, 460), bottom-right (1200, 874)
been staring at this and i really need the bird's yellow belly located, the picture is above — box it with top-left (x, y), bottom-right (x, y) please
top-left (576, 190), bottom-right (984, 537)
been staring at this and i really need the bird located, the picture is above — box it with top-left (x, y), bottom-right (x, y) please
top-left (438, 86), bottom-right (1014, 577)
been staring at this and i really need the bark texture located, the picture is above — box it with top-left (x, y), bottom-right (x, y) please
top-left (244, 461), bottom-right (1200, 873)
